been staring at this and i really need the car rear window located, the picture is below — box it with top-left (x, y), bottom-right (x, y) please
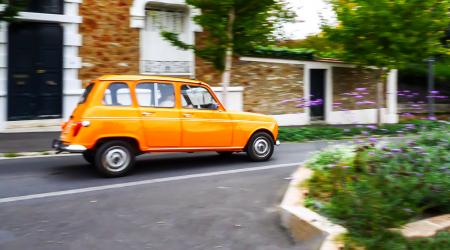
top-left (79, 83), bottom-right (94, 104)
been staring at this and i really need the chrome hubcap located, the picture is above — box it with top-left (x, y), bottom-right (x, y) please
top-left (103, 146), bottom-right (130, 172)
top-left (254, 138), bottom-right (270, 157)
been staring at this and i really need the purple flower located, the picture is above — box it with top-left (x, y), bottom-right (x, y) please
top-left (362, 131), bottom-right (369, 136)
top-left (391, 148), bottom-right (402, 153)
top-left (369, 137), bottom-right (378, 143)
top-left (368, 152), bottom-right (375, 156)
top-left (428, 116), bottom-right (437, 121)
top-left (367, 125), bottom-right (377, 130)
top-left (401, 113), bottom-right (414, 117)
top-left (356, 87), bottom-right (367, 92)
top-left (355, 95), bottom-right (364, 99)
top-left (430, 90), bottom-right (440, 94)
top-left (341, 165), bottom-right (351, 169)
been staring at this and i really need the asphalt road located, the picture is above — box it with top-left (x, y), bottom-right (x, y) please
top-left (0, 142), bottom-right (334, 250)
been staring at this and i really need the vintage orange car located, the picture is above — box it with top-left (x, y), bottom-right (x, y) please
top-left (53, 75), bottom-right (279, 177)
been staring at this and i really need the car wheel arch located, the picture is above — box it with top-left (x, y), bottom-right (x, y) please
top-left (245, 129), bottom-right (275, 150)
top-left (94, 136), bottom-right (142, 154)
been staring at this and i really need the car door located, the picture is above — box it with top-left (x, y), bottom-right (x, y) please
top-left (180, 84), bottom-right (233, 148)
top-left (136, 82), bottom-right (181, 148)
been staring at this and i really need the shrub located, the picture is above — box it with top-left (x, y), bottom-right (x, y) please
top-left (279, 120), bottom-right (446, 142)
top-left (305, 126), bottom-right (450, 249)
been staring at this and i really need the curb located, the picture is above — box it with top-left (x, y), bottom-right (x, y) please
top-left (0, 151), bottom-right (77, 161)
top-left (279, 166), bottom-right (347, 250)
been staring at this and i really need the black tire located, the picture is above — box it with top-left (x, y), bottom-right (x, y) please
top-left (94, 140), bottom-right (135, 177)
top-left (82, 150), bottom-right (95, 164)
top-left (246, 132), bottom-right (274, 162)
top-left (217, 151), bottom-right (233, 157)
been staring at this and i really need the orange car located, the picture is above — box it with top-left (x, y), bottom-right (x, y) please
top-left (53, 75), bottom-right (279, 177)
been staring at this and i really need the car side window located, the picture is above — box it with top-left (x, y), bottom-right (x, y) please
top-left (136, 82), bottom-right (175, 108)
top-left (181, 85), bottom-right (218, 110)
top-left (103, 82), bottom-right (132, 106)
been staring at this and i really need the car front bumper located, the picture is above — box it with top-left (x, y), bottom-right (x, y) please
top-left (52, 139), bottom-right (87, 153)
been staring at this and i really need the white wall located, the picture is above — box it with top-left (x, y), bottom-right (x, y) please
top-left (328, 109), bottom-right (398, 124)
top-left (272, 113), bottom-right (309, 126)
top-left (211, 87), bottom-right (244, 112)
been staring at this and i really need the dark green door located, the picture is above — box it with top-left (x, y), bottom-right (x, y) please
top-left (8, 22), bottom-right (63, 121)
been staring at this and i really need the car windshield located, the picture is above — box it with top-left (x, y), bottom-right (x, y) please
top-left (79, 83), bottom-right (94, 104)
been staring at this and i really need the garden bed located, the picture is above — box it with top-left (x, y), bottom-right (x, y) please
top-left (278, 120), bottom-right (445, 142)
top-left (302, 124), bottom-right (450, 249)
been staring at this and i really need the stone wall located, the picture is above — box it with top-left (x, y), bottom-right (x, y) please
top-left (79, 0), bottom-right (139, 86)
top-left (196, 56), bottom-right (304, 115)
top-left (231, 61), bottom-right (304, 115)
top-left (332, 67), bottom-right (386, 111)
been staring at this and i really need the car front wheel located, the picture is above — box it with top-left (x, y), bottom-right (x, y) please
top-left (246, 132), bottom-right (274, 162)
top-left (95, 141), bottom-right (135, 177)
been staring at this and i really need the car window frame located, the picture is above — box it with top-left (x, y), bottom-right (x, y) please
top-left (102, 82), bottom-right (133, 107)
top-left (78, 82), bottom-right (95, 104)
top-left (135, 82), bottom-right (176, 109)
top-left (180, 84), bottom-right (220, 111)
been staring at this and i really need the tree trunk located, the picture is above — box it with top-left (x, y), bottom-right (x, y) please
top-left (221, 7), bottom-right (235, 109)
top-left (376, 69), bottom-right (386, 126)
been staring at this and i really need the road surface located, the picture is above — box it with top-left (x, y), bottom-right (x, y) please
top-left (0, 142), bottom-right (334, 250)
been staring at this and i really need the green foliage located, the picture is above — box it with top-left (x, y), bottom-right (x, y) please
top-left (161, 0), bottom-right (294, 71)
top-left (247, 46), bottom-right (314, 60)
top-left (0, 0), bottom-right (27, 22)
top-left (324, 0), bottom-right (450, 70)
top-left (3, 153), bottom-right (19, 158)
top-left (280, 33), bottom-right (343, 58)
top-left (278, 120), bottom-right (444, 142)
top-left (306, 127), bottom-right (450, 249)
top-left (401, 58), bottom-right (450, 83)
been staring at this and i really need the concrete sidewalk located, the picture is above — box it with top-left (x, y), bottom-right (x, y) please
top-left (0, 132), bottom-right (60, 153)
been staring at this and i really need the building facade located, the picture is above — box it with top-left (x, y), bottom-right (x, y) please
top-left (0, 0), bottom-right (83, 131)
top-left (0, 0), bottom-right (398, 131)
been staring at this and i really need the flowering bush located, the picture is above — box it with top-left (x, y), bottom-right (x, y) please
top-left (305, 126), bottom-right (450, 249)
top-left (278, 120), bottom-right (443, 142)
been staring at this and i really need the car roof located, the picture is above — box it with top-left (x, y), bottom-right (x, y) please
top-left (97, 75), bottom-right (203, 84)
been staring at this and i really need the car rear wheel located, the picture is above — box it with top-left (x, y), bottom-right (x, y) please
top-left (94, 140), bottom-right (135, 177)
top-left (246, 132), bottom-right (274, 162)
top-left (82, 150), bottom-right (95, 164)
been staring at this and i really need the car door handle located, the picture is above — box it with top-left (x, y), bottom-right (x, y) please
top-left (183, 113), bottom-right (193, 118)
top-left (142, 112), bottom-right (154, 116)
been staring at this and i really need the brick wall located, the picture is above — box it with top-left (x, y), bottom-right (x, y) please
top-left (79, 0), bottom-right (139, 86)
top-left (332, 67), bottom-right (386, 111)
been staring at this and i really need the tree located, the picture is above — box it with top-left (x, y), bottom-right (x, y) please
top-left (162, 0), bottom-right (294, 107)
top-left (279, 33), bottom-right (343, 55)
top-left (0, 0), bottom-right (27, 22)
top-left (324, 0), bottom-right (450, 125)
